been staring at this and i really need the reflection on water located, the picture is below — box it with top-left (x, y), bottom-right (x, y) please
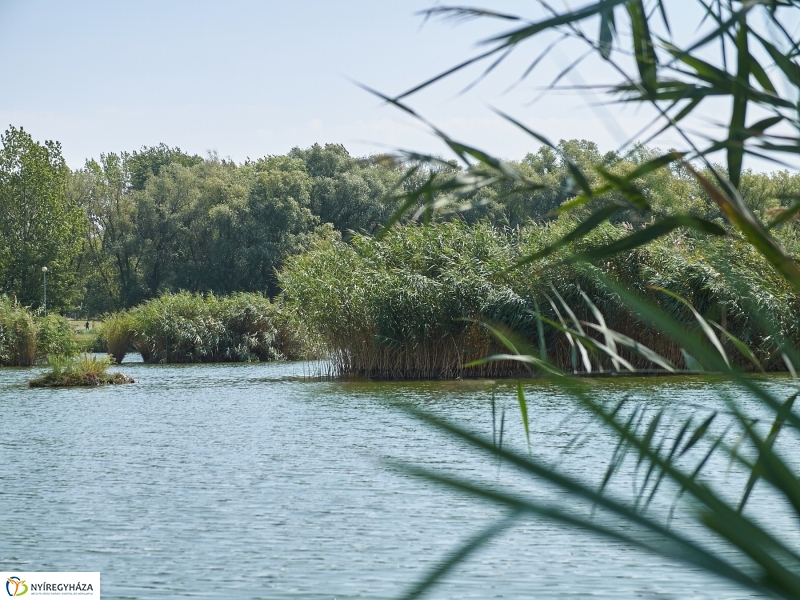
top-left (1, 358), bottom-right (796, 599)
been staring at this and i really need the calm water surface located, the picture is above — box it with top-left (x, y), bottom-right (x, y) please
top-left (2, 358), bottom-right (797, 599)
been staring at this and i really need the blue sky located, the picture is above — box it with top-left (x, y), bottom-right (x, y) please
top-left (0, 0), bottom-right (764, 169)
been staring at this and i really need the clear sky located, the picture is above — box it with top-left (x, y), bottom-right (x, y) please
top-left (0, 0), bottom-right (758, 169)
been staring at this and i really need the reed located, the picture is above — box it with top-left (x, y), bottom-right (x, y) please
top-left (280, 221), bottom-right (527, 378)
top-left (279, 220), bottom-right (800, 378)
top-left (98, 311), bottom-right (137, 364)
top-left (0, 297), bottom-right (83, 366)
top-left (100, 291), bottom-right (306, 364)
top-left (0, 296), bottom-right (38, 366)
top-left (365, 0), bottom-right (800, 595)
top-left (270, 298), bottom-right (320, 361)
top-left (35, 314), bottom-right (79, 361)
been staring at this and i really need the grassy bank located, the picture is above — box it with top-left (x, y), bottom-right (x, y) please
top-left (279, 220), bottom-right (800, 378)
top-left (100, 291), bottom-right (310, 364)
top-left (68, 320), bottom-right (101, 352)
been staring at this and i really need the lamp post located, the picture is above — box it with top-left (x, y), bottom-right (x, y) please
top-left (42, 266), bottom-right (48, 316)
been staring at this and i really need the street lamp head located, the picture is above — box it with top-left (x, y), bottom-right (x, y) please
top-left (42, 266), bottom-right (48, 273)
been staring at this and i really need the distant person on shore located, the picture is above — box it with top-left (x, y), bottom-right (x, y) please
top-left (85, 321), bottom-right (90, 330)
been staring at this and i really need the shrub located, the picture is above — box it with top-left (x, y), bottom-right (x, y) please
top-left (89, 333), bottom-right (108, 353)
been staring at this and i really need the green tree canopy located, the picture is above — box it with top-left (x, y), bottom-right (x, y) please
top-left (0, 126), bottom-right (84, 310)
top-left (55, 138), bottom-right (800, 314)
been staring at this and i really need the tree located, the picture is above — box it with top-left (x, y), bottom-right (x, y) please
top-left (172, 157), bottom-right (255, 295)
top-left (291, 143), bottom-right (399, 235)
top-left (127, 143), bottom-right (203, 191)
top-left (133, 162), bottom-right (200, 298)
top-left (242, 156), bottom-right (318, 295)
top-left (72, 152), bottom-right (146, 313)
top-left (0, 126), bottom-right (85, 310)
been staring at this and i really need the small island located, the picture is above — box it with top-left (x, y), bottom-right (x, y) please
top-left (29, 354), bottom-right (134, 388)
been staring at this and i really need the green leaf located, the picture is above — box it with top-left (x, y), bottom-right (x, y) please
top-left (595, 166), bottom-right (650, 209)
top-left (482, 0), bottom-right (631, 47)
top-left (710, 322), bottom-right (764, 372)
top-left (738, 393), bottom-right (799, 513)
top-left (599, 7), bottom-right (615, 59)
top-left (768, 201), bottom-right (800, 229)
top-left (394, 404), bottom-right (776, 595)
top-left (728, 22), bottom-right (750, 188)
top-left (517, 382), bottom-right (531, 452)
top-left (651, 286), bottom-right (729, 368)
top-left (399, 511), bottom-right (521, 600)
top-left (491, 108), bottom-right (594, 196)
top-left (755, 32), bottom-right (800, 89)
top-left (627, 0), bottom-right (658, 95)
top-left (681, 350), bottom-right (704, 371)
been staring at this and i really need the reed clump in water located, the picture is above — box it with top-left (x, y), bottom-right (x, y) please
top-left (0, 296), bottom-right (79, 366)
top-left (0, 295), bottom-right (37, 366)
top-left (279, 220), bottom-right (800, 378)
top-left (99, 311), bottom-right (136, 364)
top-left (279, 221), bottom-right (532, 378)
top-left (29, 354), bottom-right (133, 387)
top-left (100, 291), bottom-right (308, 364)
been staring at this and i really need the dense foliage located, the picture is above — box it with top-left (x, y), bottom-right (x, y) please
top-left (64, 140), bottom-right (800, 317)
top-left (2, 125), bottom-right (799, 316)
top-left (100, 291), bottom-right (306, 364)
top-left (0, 296), bottom-right (77, 366)
top-left (0, 295), bottom-right (37, 366)
top-left (280, 220), bottom-right (800, 378)
top-left (0, 127), bottom-right (85, 310)
top-left (73, 143), bottom-right (402, 313)
top-left (282, 222), bottom-right (532, 378)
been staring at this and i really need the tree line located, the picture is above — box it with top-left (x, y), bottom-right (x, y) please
top-left (1, 125), bottom-right (798, 314)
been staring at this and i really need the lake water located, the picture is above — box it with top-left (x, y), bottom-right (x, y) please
top-left (2, 358), bottom-right (798, 599)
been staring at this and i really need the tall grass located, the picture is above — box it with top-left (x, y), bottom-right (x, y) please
top-left (280, 219), bottom-right (800, 378)
top-left (0, 296), bottom-right (37, 366)
top-left (280, 221), bottom-right (537, 378)
top-left (0, 296), bottom-right (78, 366)
top-left (29, 353), bottom-right (133, 387)
top-left (99, 311), bottom-right (136, 365)
top-left (100, 291), bottom-right (308, 364)
top-left (35, 314), bottom-right (79, 360)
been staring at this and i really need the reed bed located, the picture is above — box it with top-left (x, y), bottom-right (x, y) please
top-left (0, 296), bottom-right (78, 366)
top-left (280, 222), bottom-right (536, 378)
top-left (101, 291), bottom-right (307, 364)
top-left (0, 296), bottom-right (37, 366)
top-left (99, 311), bottom-right (136, 364)
top-left (279, 220), bottom-right (800, 378)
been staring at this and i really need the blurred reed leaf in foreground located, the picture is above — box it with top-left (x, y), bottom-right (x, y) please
top-left (366, 0), bottom-right (800, 597)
